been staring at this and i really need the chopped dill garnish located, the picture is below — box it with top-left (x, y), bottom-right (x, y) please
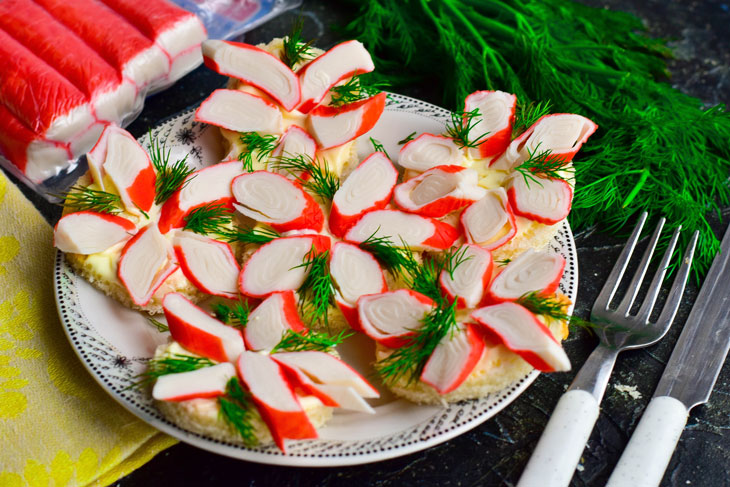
top-left (57, 186), bottom-right (122, 215)
top-left (149, 130), bottom-right (195, 204)
top-left (358, 231), bottom-right (413, 277)
top-left (443, 108), bottom-right (488, 149)
top-left (495, 258), bottom-right (512, 267)
top-left (218, 226), bottom-right (281, 245)
top-left (218, 377), bottom-right (257, 447)
top-left (512, 100), bottom-right (552, 137)
top-left (183, 202), bottom-right (234, 236)
top-left (294, 246), bottom-right (335, 328)
top-left (329, 74), bottom-right (388, 107)
top-left (146, 317), bottom-right (169, 333)
top-left (404, 246), bottom-right (471, 304)
top-left (398, 131), bottom-right (417, 145)
top-left (271, 329), bottom-right (353, 354)
top-left (281, 17), bottom-right (315, 69)
top-left (238, 132), bottom-right (279, 172)
top-left (369, 137), bottom-right (390, 159)
top-left (271, 154), bottom-right (340, 201)
top-left (133, 203), bottom-right (150, 219)
top-left (130, 354), bottom-right (214, 389)
top-left (214, 301), bottom-right (251, 329)
top-left (514, 143), bottom-right (573, 188)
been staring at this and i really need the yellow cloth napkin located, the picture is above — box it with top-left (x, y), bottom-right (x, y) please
top-left (0, 172), bottom-right (177, 487)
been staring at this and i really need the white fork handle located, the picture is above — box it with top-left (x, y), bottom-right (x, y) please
top-left (606, 396), bottom-right (688, 487)
top-left (517, 389), bottom-right (599, 487)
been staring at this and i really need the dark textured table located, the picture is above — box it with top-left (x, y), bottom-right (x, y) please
top-left (8, 1), bottom-right (730, 486)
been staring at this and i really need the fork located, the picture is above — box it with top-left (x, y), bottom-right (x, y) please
top-left (516, 212), bottom-right (699, 487)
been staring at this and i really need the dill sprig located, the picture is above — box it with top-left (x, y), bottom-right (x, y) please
top-left (516, 291), bottom-right (626, 334)
top-left (218, 226), bottom-right (281, 245)
top-left (513, 100), bottom-right (552, 137)
top-left (369, 137), bottom-right (391, 159)
top-left (130, 354), bottom-right (214, 389)
top-left (495, 258), bottom-right (512, 267)
top-left (238, 132), bottom-right (279, 172)
top-left (398, 131), bottom-right (417, 145)
top-left (146, 317), bottom-right (169, 333)
top-left (148, 130), bottom-right (195, 205)
top-left (214, 301), bottom-right (251, 329)
top-left (358, 232), bottom-right (413, 277)
top-left (514, 144), bottom-right (573, 188)
top-left (218, 377), bottom-right (257, 447)
top-left (329, 74), bottom-right (388, 107)
top-left (271, 154), bottom-right (340, 201)
top-left (404, 246), bottom-right (471, 304)
top-left (270, 329), bottom-right (353, 354)
top-left (295, 246), bottom-right (335, 328)
top-left (281, 17), bottom-right (315, 69)
top-left (58, 186), bottom-right (122, 215)
top-left (444, 108), bottom-right (489, 149)
top-left (183, 202), bottom-right (234, 236)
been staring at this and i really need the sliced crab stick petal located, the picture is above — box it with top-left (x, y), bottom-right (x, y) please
top-left (203, 40), bottom-right (300, 111)
top-left (118, 225), bottom-right (178, 306)
top-left (272, 351), bottom-right (380, 398)
top-left (485, 249), bottom-right (566, 304)
top-left (237, 351), bottom-right (318, 452)
top-left (344, 209), bottom-right (459, 251)
top-left (329, 152), bottom-right (398, 238)
top-left (357, 289), bottom-right (434, 348)
top-left (393, 165), bottom-right (487, 218)
top-left (439, 244), bottom-right (493, 309)
top-left (54, 211), bottom-right (135, 254)
top-left (297, 40), bottom-right (375, 113)
top-left (244, 291), bottom-right (306, 351)
top-left (163, 292), bottom-right (244, 363)
top-left (153, 362), bottom-right (236, 402)
top-left (274, 360), bottom-right (340, 408)
top-left (173, 231), bottom-right (240, 299)
top-left (231, 171), bottom-right (324, 233)
top-left (307, 92), bottom-right (386, 149)
top-left (398, 134), bottom-right (464, 173)
top-left (158, 160), bottom-right (243, 233)
top-left (239, 235), bottom-right (330, 298)
top-left (195, 89), bottom-right (283, 134)
top-left (460, 188), bottom-right (517, 251)
top-left (507, 175), bottom-right (573, 225)
top-left (471, 302), bottom-right (570, 372)
top-left (420, 323), bottom-right (485, 394)
top-left (494, 113), bottom-right (597, 169)
top-left (330, 242), bottom-right (387, 330)
top-left (464, 90), bottom-right (516, 160)
top-left (271, 125), bottom-right (316, 159)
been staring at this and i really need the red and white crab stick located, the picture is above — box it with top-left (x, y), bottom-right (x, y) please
top-left (153, 362), bottom-right (236, 402)
top-left (272, 125), bottom-right (316, 160)
top-left (463, 90), bottom-right (516, 160)
top-left (344, 209), bottom-right (460, 251)
top-left (163, 293), bottom-right (245, 363)
top-left (202, 40), bottom-right (300, 111)
top-left (231, 171), bottom-right (324, 233)
top-left (54, 211), bottom-right (136, 255)
top-left (195, 89), bottom-right (282, 134)
top-left (307, 92), bottom-right (386, 149)
top-left (237, 351), bottom-right (318, 452)
top-left (243, 291), bottom-right (306, 352)
top-left (460, 188), bottom-right (517, 251)
top-left (420, 323), bottom-right (485, 395)
top-left (393, 165), bottom-right (487, 218)
top-left (357, 289), bottom-right (434, 348)
top-left (173, 231), bottom-right (240, 299)
top-left (485, 249), bottom-right (566, 304)
top-left (439, 244), bottom-right (493, 309)
top-left (329, 152), bottom-right (398, 238)
top-left (508, 175), bottom-right (573, 225)
top-left (471, 302), bottom-right (570, 372)
top-left (398, 134), bottom-right (463, 174)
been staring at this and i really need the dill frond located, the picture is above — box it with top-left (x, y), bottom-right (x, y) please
top-left (149, 130), bottom-right (195, 204)
top-left (495, 258), bottom-right (512, 267)
top-left (513, 100), bottom-right (552, 137)
top-left (217, 226), bottom-right (281, 245)
top-left (218, 377), bottom-right (257, 446)
top-left (270, 154), bottom-right (340, 201)
top-left (295, 247), bottom-right (335, 328)
top-left (281, 17), bottom-right (315, 69)
top-left (398, 131), bottom-right (417, 145)
top-left (369, 137), bottom-right (390, 159)
top-left (238, 132), bottom-right (279, 172)
top-left (58, 186), bottom-right (122, 215)
top-left (146, 317), bottom-right (169, 333)
top-left (271, 329), bottom-right (353, 354)
top-left (443, 108), bottom-right (489, 149)
top-left (130, 354), bottom-right (215, 389)
top-left (514, 144), bottom-right (573, 188)
top-left (183, 202), bottom-right (234, 236)
top-left (329, 74), bottom-right (388, 107)
top-left (358, 231), bottom-right (413, 277)
top-left (214, 301), bottom-right (251, 329)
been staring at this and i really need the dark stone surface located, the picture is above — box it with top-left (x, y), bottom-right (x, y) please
top-left (5, 0), bottom-right (728, 486)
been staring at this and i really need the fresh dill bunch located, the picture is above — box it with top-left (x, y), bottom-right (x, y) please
top-left (271, 329), bottom-right (353, 354)
top-left (238, 132), bottom-right (279, 172)
top-left (398, 131), bottom-right (417, 145)
top-left (295, 246), bottom-right (335, 328)
top-left (130, 354), bottom-right (215, 389)
top-left (214, 301), bottom-right (251, 329)
top-left (218, 377), bottom-right (257, 447)
top-left (513, 100), bottom-right (552, 137)
top-left (514, 144), bottom-right (573, 188)
top-left (270, 154), bottom-right (340, 201)
top-left (329, 74), bottom-right (388, 107)
top-left (217, 226), bottom-right (281, 245)
top-left (281, 17), bottom-right (315, 69)
top-left (375, 300), bottom-right (458, 386)
top-left (369, 137), bottom-right (391, 159)
top-left (58, 186), bottom-right (122, 215)
top-left (146, 317), bottom-right (169, 333)
top-left (358, 232), bottom-right (413, 277)
top-left (148, 130), bottom-right (195, 205)
top-left (183, 202), bottom-right (234, 236)
top-left (443, 108), bottom-right (489, 149)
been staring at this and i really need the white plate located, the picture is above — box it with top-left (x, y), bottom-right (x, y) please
top-left (54, 93), bottom-right (578, 467)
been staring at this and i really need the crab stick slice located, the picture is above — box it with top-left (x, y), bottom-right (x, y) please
top-left (485, 249), bottom-right (566, 304)
top-left (118, 225), bottom-right (178, 306)
top-left (344, 209), bottom-right (459, 251)
top-left (307, 92), bottom-right (386, 149)
top-left (158, 160), bottom-right (243, 234)
top-left (203, 40), bottom-right (300, 111)
top-left (153, 362), bottom-right (236, 402)
top-left (329, 152), bottom-right (398, 237)
top-left (163, 293), bottom-right (244, 363)
top-left (393, 165), bottom-right (487, 218)
top-left (237, 351), bottom-right (318, 452)
top-left (507, 175), bottom-right (573, 225)
top-left (54, 211), bottom-right (135, 254)
top-left (460, 188), bottom-right (517, 250)
top-left (231, 171), bottom-right (324, 233)
top-left (357, 290), bottom-right (434, 348)
top-left (471, 302), bottom-right (570, 372)
top-left (493, 113), bottom-right (598, 170)
top-left (195, 89), bottom-right (283, 134)
top-left (270, 125), bottom-right (317, 180)
top-left (464, 90), bottom-right (516, 160)
top-left (244, 291), bottom-right (306, 352)
top-left (420, 323), bottom-right (485, 394)
top-left (297, 40), bottom-right (375, 113)
top-left (330, 242), bottom-right (387, 330)
top-left (239, 235), bottom-right (330, 299)
top-left (439, 244), bottom-right (493, 309)
top-left (172, 231), bottom-right (240, 299)
top-left (398, 134), bottom-right (464, 173)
